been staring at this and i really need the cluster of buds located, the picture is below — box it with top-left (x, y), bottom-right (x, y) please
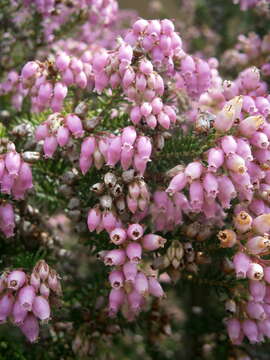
top-left (80, 127), bottom-right (152, 176)
top-left (0, 260), bottom-right (61, 342)
top-left (0, 141), bottom-right (33, 199)
top-left (91, 18), bottom-right (211, 131)
top-left (163, 94), bottom-right (270, 226)
top-left (0, 70), bottom-right (26, 111)
top-left (92, 32), bottom-right (180, 130)
top-left (100, 224), bottom-right (166, 320)
top-left (18, 0), bottom-right (119, 42)
top-left (20, 55), bottom-right (92, 112)
top-left (222, 33), bottom-right (270, 75)
top-left (35, 112), bottom-right (84, 158)
top-left (175, 55), bottom-right (212, 100)
top-left (26, 0), bottom-right (119, 22)
top-left (0, 203), bottom-right (15, 239)
top-left (36, 118), bottom-right (154, 177)
top-left (54, 51), bottom-right (93, 89)
top-left (0, 141), bottom-right (33, 238)
top-left (221, 212), bottom-right (270, 344)
top-left (150, 189), bottom-right (187, 232)
top-left (198, 65), bottom-right (268, 123)
top-left (153, 239), bottom-right (211, 282)
top-left (223, 67), bottom-right (268, 104)
top-left (123, 19), bottom-right (183, 70)
top-left (88, 170), bottom-right (151, 227)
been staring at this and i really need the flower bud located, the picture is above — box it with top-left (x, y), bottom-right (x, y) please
top-left (47, 269), bottom-right (59, 293)
top-left (21, 61), bottom-right (39, 80)
top-left (104, 249), bottom-right (126, 266)
top-left (203, 173), bottom-right (218, 198)
top-left (36, 260), bottom-right (49, 281)
top-left (258, 319), bottom-right (270, 338)
top-left (54, 82), bottom-right (67, 100)
top-left (5, 151), bottom-right (21, 177)
top-left (247, 263), bottom-right (264, 281)
top-left (184, 161), bottom-right (203, 181)
top-left (134, 272), bottom-right (148, 295)
top-left (87, 207), bottom-right (101, 232)
top-left (242, 319), bottom-right (259, 343)
top-left (236, 138), bottom-right (253, 161)
top-left (12, 299), bottom-right (28, 325)
top-left (226, 154), bottom-right (246, 174)
top-left (127, 290), bottom-right (143, 314)
top-left (127, 224), bottom-right (144, 241)
top-left (40, 282), bottom-right (50, 298)
top-left (18, 285), bottom-right (36, 311)
top-left (20, 314), bottom-right (39, 343)
top-left (33, 296), bottom-right (50, 322)
top-left (0, 293), bottom-right (14, 323)
top-left (226, 318), bottom-right (241, 343)
top-left (0, 202), bottom-right (15, 238)
top-left (115, 197), bottom-right (126, 214)
top-left (234, 211), bottom-right (252, 233)
top-left (233, 252), bottom-right (251, 279)
top-left (249, 280), bottom-right (266, 302)
top-left (35, 123), bottom-right (49, 141)
top-left (123, 262), bottom-right (138, 283)
top-left (108, 288), bottom-right (125, 317)
top-left (110, 228), bottom-right (127, 245)
top-left (148, 277), bottom-right (164, 297)
top-left (107, 136), bottom-right (121, 167)
top-left (166, 172), bottom-right (187, 195)
top-left (262, 267), bottom-right (270, 286)
top-left (246, 301), bottom-right (266, 321)
top-left (190, 180), bottom-right (204, 211)
top-left (246, 236), bottom-right (270, 255)
top-left (30, 272), bottom-right (40, 291)
top-left (218, 230), bottom-right (237, 248)
top-left (55, 53), bottom-right (70, 72)
top-left (65, 114), bottom-right (84, 138)
top-left (7, 270), bottom-right (26, 291)
top-left (214, 96), bottom-right (242, 132)
top-left (126, 242), bottom-right (142, 263)
top-left (142, 234), bottom-right (166, 251)
top-left (43, 136), bottom-right (58, 158)
top-left (207, 147), bottom-right (224, 172)
top-left (221, 136), bottom-right (237, 156)
top-left (239, 115), bottom-right (264, 137)
top-left (57, 126), bottom-right (70, 147)
top-left (109, 270), bottom-right (124, 289)
top-left (252, 214), bottom-right (270, 235)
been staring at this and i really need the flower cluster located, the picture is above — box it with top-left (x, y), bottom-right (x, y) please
top-left (20, 55), bottom-right (93, 113)
top-left (160, 94), bottom-right (270, 229)
top-left (35, 113), bottom-right (84, 158)
top-left (222, 32), bottom-right (270, 74)
top-left (102, 224), bottom-right (166, 319)
top-left (175, 55), bottom-right (212, 100)
top-left (0, 71), bottom-right (26, 111)
top-left (0, 142), bottom-right (33, 238)
top-left (221, 212), bottom-right (270, 344)
top-left (80, 129), bottom-right (152, 175)
top-left (0, 260), bottom-right (61, 342)
top-left (19, 0), bottom-right (119, 42)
